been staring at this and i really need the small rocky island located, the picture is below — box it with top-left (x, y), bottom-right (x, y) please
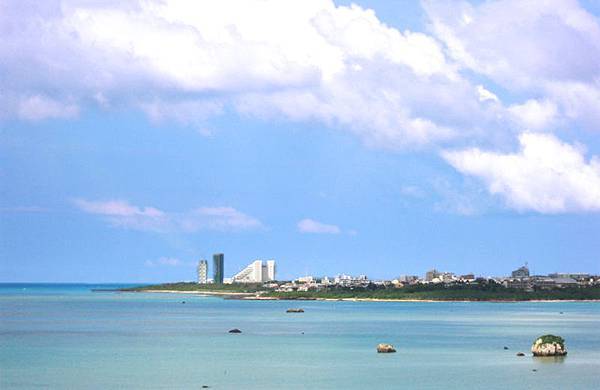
top-left (531, 335), bottom-right (567, 356)
top-left (376, 343), bottom-right (396, 353)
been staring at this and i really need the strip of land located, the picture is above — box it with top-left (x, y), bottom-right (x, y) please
top-left (120, 282), bottom-right (600, 302)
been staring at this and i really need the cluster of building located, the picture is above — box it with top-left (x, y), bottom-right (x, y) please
top-left (196, 253), bottom-right (276, 284)
top-left (196, 254), bottom-right (597, 291)
top-left (266, 264), bottom-right (598, 292)
top-left (501, 264), bottom-right (595, 290)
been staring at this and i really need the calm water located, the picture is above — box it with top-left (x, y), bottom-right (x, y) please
top-left (1, 284), bottom-right (599, 389)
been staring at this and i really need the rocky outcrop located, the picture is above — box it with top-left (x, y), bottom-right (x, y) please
top-left (228, 328), bottom-right (242, 334)
top-left (286, 308), bottom-right (304, 313)
top-left (376, 343), bottom-right (396, 353)
top-left (516, 352), bottom-right (525, 357)
top-left (531, 335), bottom-right (567, 356)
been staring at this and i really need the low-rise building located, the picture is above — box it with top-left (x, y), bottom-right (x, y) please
top-left (511, 265), bottom-right (530, 279)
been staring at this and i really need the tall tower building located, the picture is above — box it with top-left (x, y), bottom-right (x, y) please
top-left (266, 260), bottom-right (276, 281)
top-left (197, 259), bottom-right (208, 284)
top-left (213, 253), bottom-right (224, 284)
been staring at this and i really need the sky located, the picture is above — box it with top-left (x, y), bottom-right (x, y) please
top-left (1, 0), bottom-right (600, 283)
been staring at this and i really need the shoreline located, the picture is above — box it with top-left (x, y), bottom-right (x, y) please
top-left (136, 289), bottom-right (257, 297)
top-left (124, 290), bottom-right (600, 303)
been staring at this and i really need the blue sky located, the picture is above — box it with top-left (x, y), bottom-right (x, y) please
top-left (1, 0), bottom-right (600, 282)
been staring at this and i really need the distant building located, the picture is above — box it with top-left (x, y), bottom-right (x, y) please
top-left (549, 273), bottom-right (590, 281)
top-left (397, 275), bottom-right (419, 283)
top-left (550, 277), bottom-right (578, 288)
top-left (504, 279), bottom-right (532, 290)
top-left (511, 264), bottom-right (530, 279)
top-left (440, 272), bottom-right (455, 282)
top-left (213, 253), bottom-right (224, 284)
top-left (232, 260), bottom-right (276, 283)
top-left (197, 259), bottom-right (208, 284)
top-left (425, 269), bottom-right (440, 282)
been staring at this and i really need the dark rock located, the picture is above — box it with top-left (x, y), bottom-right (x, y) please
top-left (202, 386), bottom-right (209, 389)
top-left (286, 308), bottom-right (304, 313)
top-left (504, 346), bottom-right (509, 350)
top-left (228, 328), bottom-right (242, 334)
top-left (516, 352), bottom-right (525, 357)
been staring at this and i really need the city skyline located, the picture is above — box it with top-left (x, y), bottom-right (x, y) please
top-left (2, 0), bottom-right (600, 283)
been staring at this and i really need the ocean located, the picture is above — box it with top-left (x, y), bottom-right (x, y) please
top-left (1, 284), bottom-right (599, 389)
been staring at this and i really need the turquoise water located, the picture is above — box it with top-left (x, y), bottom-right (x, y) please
top-left (1, 284), bottom-right (599, 389)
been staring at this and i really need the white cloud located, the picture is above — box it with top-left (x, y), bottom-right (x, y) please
top-left (297, 218), bottom-right (341, 234)
top-left (0, 0), bottom-right (494, 147)
top-left (476, 85), bottom-right (499, 103)
top-left (139, 99), bottom-right (223, 128)
top-left (73, 199), bottom-right (262, 232)
top-left (16, 95), bottom-right (79, 121)
top-left (183, 207), bottom-right (263, 232)
top-left (508, 99), bottom-right (558, 130)
top-left (145, 257), bottom-right (188, 267)
top-left (442, 133), bottom-right (600, 213)
top-left (424, 0), bottom-right (600, 132)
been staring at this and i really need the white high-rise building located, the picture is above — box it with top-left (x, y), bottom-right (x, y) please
top-left (232, 259), bottom-right (276, 283)
top-left (197, 259), bottom-right (208, 284)
top-left (266, 260), bottom-right (276, 281)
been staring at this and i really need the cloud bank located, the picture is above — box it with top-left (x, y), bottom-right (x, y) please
top-left (73, 199), bottom-right (262, 232)
top-left (3, 0), bottom-right (600, 214)
top-left (0, 0), bottom-right (496, 148)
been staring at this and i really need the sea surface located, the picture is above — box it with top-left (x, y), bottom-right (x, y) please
top-left (1, 284), bottom-right (599, 389)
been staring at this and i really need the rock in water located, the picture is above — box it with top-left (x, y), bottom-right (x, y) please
top-left (228, 328), bottom-right (242, 334)
top-left (376, 343), bottom-right (396, 353)
top-left (503, 346), bottom-right (509, 350)
top-left (531, 334), bottom-right (567, 356)
top-left (516, 352), bottom-right (525, 357)
top-left (286, 308), bottom-right (304, 313)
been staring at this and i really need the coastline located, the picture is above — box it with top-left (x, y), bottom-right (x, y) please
top-left (125, 290), bottom-right (600, 303)
top-left (137, 289), bottom-right (257, 298)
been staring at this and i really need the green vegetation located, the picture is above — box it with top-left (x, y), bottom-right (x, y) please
top-left (122, 281), bottom-right (600, 301)
top-left (121, 282), bottom-right (264, 293)
top-left (534, 335), bottom-right (565, 347)
top-left (261, 283), bottom-right (600, 301)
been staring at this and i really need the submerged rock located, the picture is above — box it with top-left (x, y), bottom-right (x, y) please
top-left (228, 328), bottom-right (242, 334)
top-left (286, 308), bottom-right (304, 313)
top-left (516, 352), bottom-right (525, 357)
top-left (531, 334), bottom-right (567, 356)
top-left (376, 343), bottom-right (396, 353)
top-left (503, 346), bottom-right (509, 350)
